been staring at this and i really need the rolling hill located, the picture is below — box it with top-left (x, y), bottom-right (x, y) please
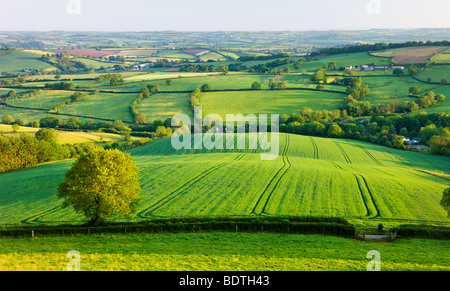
top-left (0, 133), bottom-right (448, 225)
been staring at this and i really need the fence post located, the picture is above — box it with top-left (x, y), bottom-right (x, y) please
top-left (32, 230), bottom-right (34, 238)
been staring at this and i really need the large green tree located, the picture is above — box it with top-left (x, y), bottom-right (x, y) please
top-left (57, 148), bottom-right (141, 225)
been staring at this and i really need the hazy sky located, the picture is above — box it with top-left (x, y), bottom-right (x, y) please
top-left (0, 0), bottom-right (449, 31)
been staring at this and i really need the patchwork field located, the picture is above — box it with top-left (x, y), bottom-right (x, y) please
top-left (1, 33), bottom-right (450, 272)
top-left (0, 133), bottom-right (448, 225)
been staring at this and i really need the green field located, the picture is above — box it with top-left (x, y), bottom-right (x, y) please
top-left (0, 133), bottom-right (448, 225)
top-left (0, 51), bottom-right (50, 73)
top-left (416, 65), bottom-right (450, 83)
top-left (363, 76), bottom-right (437, 105)
top-left (136, 93), bottom-right (192, 122)
top-left (1, 232), bottom-right (448, 271)
top-left (1, 34), bottom-right (450, 272)
top-left (154, 49), bottom-right (197, 60)
top-left (432, 49), bottom-right (450, 64)
top-left (200, 90), bottom-right (346, 118)
top-left (298, 52), bottom-right (391, 72)
top-left (96, 74), bottom-right (279, 92)
top-left (74, 58), bottom-right (118, 70)
top-left (10, 90), bottom-right (75, 110)
top-left (415, 85), bottom-right (450, 114)
top-left (199, 51), bottom-right (227, 62)
top-left (57, 92), bottom-right (136, 122)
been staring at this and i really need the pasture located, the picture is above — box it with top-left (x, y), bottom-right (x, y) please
top-left (298, 52), bottom-right (391, 72)
top-left (200, 90), bottom-right (346, 118)
top-left (136, 93), bottom-right (192, 122)
top-left (57, 92), bottom-right (137, 122)
top-left (0, 51), bottom-right (50, 73)
top-left (415, 85), bottom-right (450, 114)
top-left (416, 65), bottom-right (450, 83)
top-left (432, 49), bottom-right (450, 64)
top-left (362, 76), bottom-right (437, 105)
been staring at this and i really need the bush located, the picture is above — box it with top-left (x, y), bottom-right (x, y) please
top-left (393, 225), bottom-right (449, 240)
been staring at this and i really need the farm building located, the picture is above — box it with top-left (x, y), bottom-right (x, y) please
top-left (354, 65), bottom-right (405, 71)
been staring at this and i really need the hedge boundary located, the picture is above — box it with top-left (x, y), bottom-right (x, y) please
top-left (0, 216), bottom-right (356, 239)
top-left (393, 224), bottom-right (450, 240)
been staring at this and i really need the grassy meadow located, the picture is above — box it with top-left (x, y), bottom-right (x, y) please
top-left (1, 232), bottom-right (448, 271)
top-left (416, 65), bottom-right (450, 83)
top-left (200, 90), bottom-right (346, 118)
top-left (57, 92), bottom-right (137, 122)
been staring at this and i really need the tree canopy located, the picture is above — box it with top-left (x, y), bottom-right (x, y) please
top-left (57, 148), bottom-right (141, 225)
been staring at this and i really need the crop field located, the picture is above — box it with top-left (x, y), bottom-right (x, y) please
top-left (0, 133), bottom-right (448, 225)
top-left (1, 233), bottom-right (448, 271)
top-left (0, 124), bottom-right (126, 144)
top-left (371, 48), bottom-right (415, 58)
top-left (0, 51), bottom-right (51, 73)
top-left (393, 47), bottom-right (449, 64)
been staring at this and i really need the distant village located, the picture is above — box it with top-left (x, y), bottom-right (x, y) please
top-left (345, 65), bottom-right (405, 72)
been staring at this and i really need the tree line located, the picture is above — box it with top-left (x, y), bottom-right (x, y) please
top-left (0, 129), bottom-right (93, 174)
top-left (278, 107), bottom-right (450, 155)
top-left (312, 40), bottom-right (450, 56)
